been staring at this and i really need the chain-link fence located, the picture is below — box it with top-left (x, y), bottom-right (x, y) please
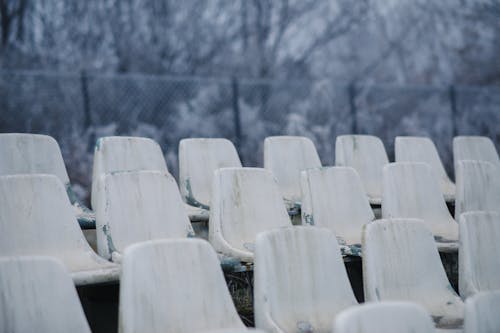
top-left (0, 70), bottom-right (498, 202)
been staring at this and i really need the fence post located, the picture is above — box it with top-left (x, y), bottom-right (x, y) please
top-left (449, 85), bottom-right (458, 138)
top-left (80, 70), bottom-right (93, 151)
top-left (348, 83), bottom-right (358, 133)
top-left (231, 77), bottom-right (243, 153)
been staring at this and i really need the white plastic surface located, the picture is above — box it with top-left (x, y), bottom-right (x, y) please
top-left (0, 257), bottom-right (91, 333)
top-left (464, 291), bottom-right (500, 333)
top-left (395, 136), bottom-right (455, 201)
top-left (91, 136), bottom-right (168, 209)
top-left (363, 219), bottom-right (464, 329)
top-left (264, 136), bottom-right (321, 207)
top-left (254, 226), bottom-right (357, 333)
top-left (209, 168), bottom-right (292, 262)
top-left (453, 136), bottom-right (499, 168)
top-left (382, 162), bottom-right (458, 247)
top-left (300, 166), bottom-right (374, 249)
top-left (95, 170), bottom-right (194, 260)
top-left (0, 174), bottom-right (119, 285)
top-left (333, 302), bottom-right (436, 333)
top-left (335, 135), bottom-right (389, 205)
top-left (455, 161), bottom-right (500, 219)
top-left (179, 138), bottom-right (242, 209)
top-left (119, 239), bottom-right (245, 333)
top-left (459, 211), bottom-right (500, 299)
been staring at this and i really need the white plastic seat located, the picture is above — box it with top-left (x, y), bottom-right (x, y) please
top-left (0, 174), bottom-right (119, 285)
top-left (0, 257), bottom-right (91, 332)
top-left (179, 138), bottom-right (242, 209)
top-left (395, 136), bottom-right (455, 201)
top-left (453, 136), bottom-right (499, 169)
top-left (363, 219), bottom-right (464, 329)
top-left (209, 168), bottom-right (292, 262)
top-left (254, 226), bottom-right (358, 333)
top-left (95, 170), bottom-right (194, 262)
top-left (119, 239), bottom-right (245, 333)
top-left (459, 211), bottom-right (500, 299)
top-left (382, 162), bottom-right (458, 249)
top-left (264, 136), bottom-right (321, 210)
top-left (333, 302), bottom-right (436, 333)
top-left (335, 135), bottom-right (389, 205)
top-left (455, 161), bottom-right (500, 219)
top-left (300, 166), bottom-right (374, 255)
top-left (198, 330), bottom-right (265, 333)
top-left (464, 291), bottom-right (500, 333)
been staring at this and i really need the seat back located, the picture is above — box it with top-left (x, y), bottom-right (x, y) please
top-left (395, 136), bottom-right (455, 198)
top-left (95, 171), bottom-right (194, 259)
top-left (0, 257), bottom-right (90, 333)
top-left (0, 133), bottom-right (69, 185)
top-left (179, 138), bottom-right (242, 209)
top-left (209, 168), bottom-right (291, 260)
top-left (254, 227), bottom-right (357, 333)
top-left (382, 162), bottom-right (457, 241)
top-left (464, 291), bottom-right (500, 333)
top-left (264, 136), bottom-right (321, 204)
top-left (335, 135), bottom-right (389, 203)
top-left (333, 302), bottom-right (436, 333)
top-left (119, 239), bottom-right (245, 333)
top-left (459, 211), bottom-right (500, 298)
top-left (455, 161), bottom-right (500, 218)
top-left (300, 167), bottom-right (373, 245)
top-left (91, 136), bottom-right (167, 209)
top-left (453, 136), bottom-right (499, 169)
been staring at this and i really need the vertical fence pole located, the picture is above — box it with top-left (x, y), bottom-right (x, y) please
top-left (348, 83), bottom-right (358, 134)
top-left (231, 77), bottom-right (243, 153)
top-left (449, 85), bottom-right (458, 138)
top-left (80, 70), bottom-right (93, 151)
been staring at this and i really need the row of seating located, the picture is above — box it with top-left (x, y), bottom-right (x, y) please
top-left (2, 219), bottom-right (499, 332)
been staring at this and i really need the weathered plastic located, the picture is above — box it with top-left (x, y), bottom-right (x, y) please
top-left (179, 138), bottom-right (242, 210)
top-left (459, 211), bottom-right (500, 299)
top-left (333, 302), bottom-right (436, 333)
top-left (264, 136), bottom-right (321, 209)
top-left (199, 330), bottom-right (265, 333)
top-left (254, 226), bottom-right (357, 333)
top-left (0, 174), bottom-right (119, 285)
top-left (209, 168), bottom-right (292, 262)
top-left (95, 170), bottom-right (194, 261)
top-left (382, 162), bottom-right (458, 249)
top-left (0, 257), bottom-right (91, 332)
top-left (453, 136), bottom-right (499, 169)
top-left (363, 219), bottom-right (464, 329)
top-left (300, 166), bottom-right (374, 256)
top-left (335, 135), bottom-right (389, 205)
top-left (395, 136), bottom-right (455, 201)
top-left (464, 291), bottom-right (500, 333)
top-left (455, 161), bottom-right (500, 219)
top-left (119, 239), bottom-right (245, 333)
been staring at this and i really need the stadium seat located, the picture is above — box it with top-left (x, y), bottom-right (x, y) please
top-left (179, 138), bottom-right (242, 210)
top-left (264, 136), bottom-right (321, 211)
top-left (464, 291), bottom-right (500, 333)
top-left (455, 161), bottom-right (500, 219)
top-left (209, 168), bottom-right (291, 262)
top-left (0, 174), bottom-right (119, 285)
top-left (382, 162), bottom-right (458, 249)
top-left (453, 136), bottom-right (499, 169)
top-left (363, 219), bottom-right (464, 329)
top-left (199, 330), bottom-right (265, 333)
top-left (0, 257), bottom-right (91, 332)
top-left (395, 136), bottom-right (455, 201)
top-left (459, 211), bottom-right (500, 299)
top-left (119, 239), bottom-right (245, 333)
top-left (0, 133), bottom-right (93, 227)
top-left (254, 226), bottom-right (358, 333)
top-left (95, 170), bottom-right (194, 262)
top-left (335, 135), bottom-right (389, 205)
top-left (333, 302), bottom-right (436, 333)
top-left (300, 166), bottom-right (374, 256)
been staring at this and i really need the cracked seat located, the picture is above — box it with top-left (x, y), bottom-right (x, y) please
top-left (95, 170), bottom-right (194, 262)
top-left (335, 135), bottom-right (389, 205)
top-left (0, 174), bottom-right (119, 285)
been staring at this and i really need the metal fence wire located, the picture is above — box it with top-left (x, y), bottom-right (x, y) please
top-left (0, 69), bottom-right (498, 202)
